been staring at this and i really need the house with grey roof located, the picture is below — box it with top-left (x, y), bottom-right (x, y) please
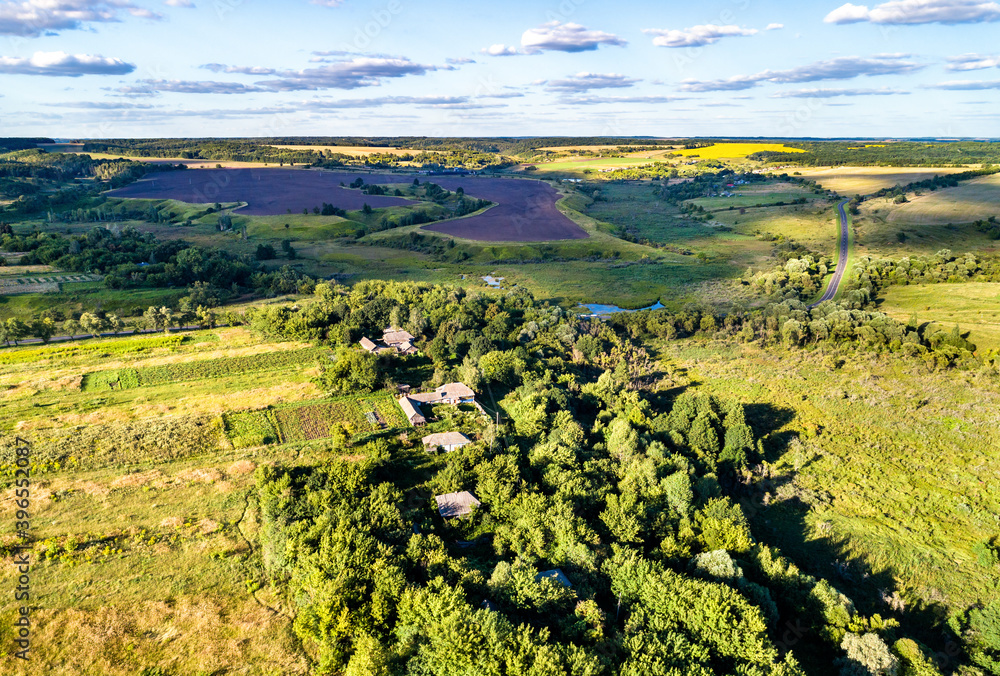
top-left (398, 397), bottom-right (426, 425)
top-left (422, 431), bottom-right (471, 453)
top-left (535, 569), bottom-right (572, 588)
top-left (435, 491), bottom-right (481, 519)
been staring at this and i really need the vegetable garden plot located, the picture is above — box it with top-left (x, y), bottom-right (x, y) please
top-left (81, 346), bottom-right (326, 391)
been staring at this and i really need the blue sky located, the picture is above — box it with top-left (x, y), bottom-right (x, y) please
top-left (1, 0), bottom-right (999, 138)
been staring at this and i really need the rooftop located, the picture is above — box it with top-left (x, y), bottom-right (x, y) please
top-left (422, 431), bottom-right (471, 447)
top-left (435, 491), bottom-right (481, 519)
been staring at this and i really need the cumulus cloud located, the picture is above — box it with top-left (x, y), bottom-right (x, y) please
top-left (520, 21), bottom-right (626, 53)
top-left (926, 79), bottom-right (1000, 89)
top-left (771, 87), bottom-right (909, 97)
top-left (0, 51), bottom-right (135, 76)
top-left (643, 24), bottom-right (758, 48)
top-left (446, 57), bottom-right (476, 65)
top-left (680, 54), bottom-right (924, 91)
top-left (824, 0), bottom-right (1000, 24)
top-left (127, 79), bottom-right (265, 94)
top-left (0, 0), bottom-right (161, 36)
top-left (545, 72), bottom-right (640, 92)
top-left (558, 94), bottom-right (688, 105)
top-left (766, 22), bottom-right (785, 29)
top-left (201, 63), bottom-right (277, 75)
top-left (311, 0), bottom-right (345, 6)
top-left (255, 56), bottom-right (441, 91)
top-left (41, 100), bottom-right (155, 108)
top-left (165, 0), bottom-right (195, 7)
top-left (946, 53), bottom-right (1000, 70)
top-left (481, 44), bottom-right (520, 56)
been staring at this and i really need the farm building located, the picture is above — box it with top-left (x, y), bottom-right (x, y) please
top-left (535, 569), bottom-right (572, 588)
top-left (422, 431), bottom-right (471, 453)
top-left (435, 491), bottom-right (481, 519)
top-left (398, 382), bottom-right (476, 425)
top-left (409, 382), bottom-right (476, 405)
top-left (398, 397), bottom-right (426, 425)
top-left (359, 328), bottom-right (418, 356)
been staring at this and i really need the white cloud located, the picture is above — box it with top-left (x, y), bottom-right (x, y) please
top-left (0, 0), bottom-right (160, 36)
top-left (680, 54), bottom-right (924, 91)
top-left (824, 3), bottom-right (874, 22)
top-left (126, 79), bottom-right (264, 94)
top-left (311, 0), bottom-right (345, 6)
top-left (644, 24), bottom-right (758, 48)
top-left (482, 44), bottom-right (519, 56)
top-left (771, 87), bottom-right (909, 97)
top-left (0, 51), bottom-right (135, 76)
top-left (927, 79), bottom-right (1000, 89)
top-left (201, 63), bottom-right (277, 75)
top-left (257, 56), bottom-right (443, 91)
top-left (165, 0), bottom-right (195, 7)
top-left (946, 53), bottom-right (1000, 70)
top-left (545, 72), bottom-right (640, 92)
top-left (446, 57), bottom-right (476, 65)
top-left (521, 21), bottom-right (626, 53)
top-left (766, 23), bottom-right (785, 30)
top-left (825, 0), bottom-right (1000, 25)
top-left (558, 94), bottom-right (688, 105)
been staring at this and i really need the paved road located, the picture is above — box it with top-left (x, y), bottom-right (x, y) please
top-left (810, 199), bottom-right (850, 308)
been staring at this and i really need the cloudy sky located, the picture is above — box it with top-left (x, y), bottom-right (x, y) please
top-left (1, 0), bottom-right (999, 138)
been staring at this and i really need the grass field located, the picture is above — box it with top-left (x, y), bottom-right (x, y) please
top-left (797, 166), bottom-right (972, 195)
top-left (877, 282), bottom-right (1000, 352)
top-left (526, 156), bottom-right (658, 174)
top-left (854, 197), bottom-right (1000, 257)
top-left (673, 142), bottom-right (806, 160)
top-left (886, 173), bottom-right (1000, 225)
top-left (667, 339), bottom-right (1000, 640)
top-left (0, 326), bottom-right (345, 673)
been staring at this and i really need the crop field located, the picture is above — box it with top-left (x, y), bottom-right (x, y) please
top-left (81, 346), bottom-right (325, 392)
top-left (525, 156), bottom-right (658, 174)
top-left (885, 173), bottom-right (1000, 224)
top-left (0, 333), bottom-right (189, 366)
top-left (225, 393), bottom-right (408, 447)
top-left (105, 168), bottom-right (414, 215)
top-left (797, 166), bottom-right (972, 195)
top-left (672, 142), bottom-right (806, 160)
top-left (877, 282), bottom-right (1000, 352)
top-left (0, 273), bottom-right (101, 296)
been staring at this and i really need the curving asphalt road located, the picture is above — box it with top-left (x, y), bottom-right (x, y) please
top-left (810, 199), bottom-right (850, 308)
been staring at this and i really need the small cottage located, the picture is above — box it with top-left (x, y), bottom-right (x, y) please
top-left (435, 491), bottom-right (481, 519)
top-left (422, 431), bottom-right (471, 453)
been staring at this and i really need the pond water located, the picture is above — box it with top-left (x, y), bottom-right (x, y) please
top-left (581, 301), bottom-right (665, 315)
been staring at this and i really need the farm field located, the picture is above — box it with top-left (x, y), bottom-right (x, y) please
top-left (797, 166), bottom-right (972, 195)
top-left (673, 142), bottom-right (806, 160)
top-left (104, 168), bottom-right (590, 241)
top-left (886, 173), bottom-right (1000, 224)
top-left (0, 326), bottom-right (340, 673)
top-left (854, 196), bottom-right (1000, 256)
top-left (877, 282), bottom-right (1000, 352)
top-left (525, 156), bottom-right (658, 174)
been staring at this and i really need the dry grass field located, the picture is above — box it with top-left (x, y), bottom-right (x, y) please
top-left (798, 166), bottom-right (972, 195)
top-left (886, 173), bottom-right (1000, 224)
top-left (268, 144), bottom-right (437, 156)
top-left (877, 282), bottom-right (1000, 352)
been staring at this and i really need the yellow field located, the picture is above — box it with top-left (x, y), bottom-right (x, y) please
top-left (798, 166), bottom-right (972, 195)
top-left (886, 173), bottom-right (1000, 224)
top-left (879, 282), bottom-right (1000, 352)
top-left (673, 143), bottom-right (806, 160)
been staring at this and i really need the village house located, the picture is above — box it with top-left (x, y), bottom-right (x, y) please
top-left (535, 569), bottom-right (572, 588)
top-left (397, 397), bottom-right (426, 425)
top-left (397, 382), bottom-right (476, 426)
top-left (358, 327), bottom-right (418, 356)
top-left (422, 431), bottom-right (471, 453)
top-left (435, 491), bottom-right (480, 519)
